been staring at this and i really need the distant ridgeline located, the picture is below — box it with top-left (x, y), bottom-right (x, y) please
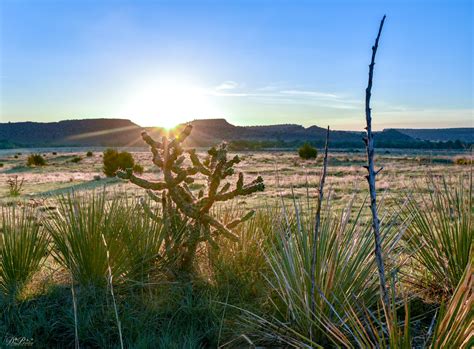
top-left (0, 118), bottom-right (472, 150)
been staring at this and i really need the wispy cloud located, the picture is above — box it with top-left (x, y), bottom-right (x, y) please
top-left (208, 81), bottom-right (364, 110)
top-left (280, 90), bottom-right (339, 99)
top-left (215, 80), bottom-right (239, 90)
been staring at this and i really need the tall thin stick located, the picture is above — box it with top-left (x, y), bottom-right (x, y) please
top-left (70, 274), bottom-right (79, 349)
top-left (363, 15), bottom-right (389, 309)
top-left (310, 126), bottom-right (330, 338)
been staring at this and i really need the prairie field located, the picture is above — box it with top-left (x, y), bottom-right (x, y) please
top-left (0, 146), bottom-right (472, 348)
top-left (0, 147), bottom-right (470, 206)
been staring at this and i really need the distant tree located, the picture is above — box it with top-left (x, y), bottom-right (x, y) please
top-left (27, 154), bottom-right (46, 166)
top-left (86, 151), bottom-right (93, 157)
top-left (298, 143), bottom-right (318, 160)
top-left (103, 149), bottom-right (135, 177)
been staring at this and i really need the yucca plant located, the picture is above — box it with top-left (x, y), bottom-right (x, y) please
top-left (44, 192), bottom-right (166, 286)
top-left (402, 175), bottom-right (473, 297)
top-left (0, 205), bottom-right (49, 299)
top-left (242, 195), bottom-right (406, 347)
top-left (430, 254), bottom-right (473, 348)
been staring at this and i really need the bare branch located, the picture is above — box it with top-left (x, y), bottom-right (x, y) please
top-left (310, 125), bottom-right (330, 340)
top-left (364, 15), bottom-right (389, 309)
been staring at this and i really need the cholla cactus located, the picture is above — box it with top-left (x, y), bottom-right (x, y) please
top-left (117, 124), bottom-right (264, 270)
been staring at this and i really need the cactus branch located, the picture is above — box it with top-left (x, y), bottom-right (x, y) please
top-left (119, 124), bottom-right (264, 271)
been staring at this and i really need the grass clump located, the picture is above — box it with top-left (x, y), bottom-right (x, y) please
top-left (26, 153), bottom-right (46, 166)
top-left (132, 163), bottom-right (144, 174)
top-left (298, 142), bottom-right (318, 159)
top-left (71, 156), bottom-right (82, 163)
top-left (44, 192), bottom-right (165, 286)
top-left (402, 175), bottom-right (472, 297)
top-left (0, 206), bottom-right (49, 300)
top-left (7, 176), bottom-right (24, 197)
top-left (241, 196), bottom-right (405, 347)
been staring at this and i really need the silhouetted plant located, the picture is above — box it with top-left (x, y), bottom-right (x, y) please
top-left (298, 142), bottom-right (318, 159)
top-left (86, 151), bottom-right (93, 157)
top-left (71, 156), bottom-right (82, 163)
top-left (26, 154), bottom-right (46, 166)
top-left (118, 125), bottom-right (265, 271)
top-left (103, 149), bottom-right (135, 177)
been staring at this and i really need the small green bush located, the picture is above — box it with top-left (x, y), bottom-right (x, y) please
top-left (298, 142), bottom-right (318, 160)
top-left (103, 149), bottom-right (135, 177)
top-left (52, 152), bottom-right (57, 155)
top-left (13, 155), bottom-right (18, 159)
top-left (86, 151), bottom-right (93, 157)
top-left (132, 164), bottom-right (144, 174)
top-left (0, 163), bottom-right (3, 168)
top-left (71, 156), bottom-right (82, 163)
top-left (26, 154), bottom-right (46, 167)
top-left (454, 157), bottom-right (472, 165)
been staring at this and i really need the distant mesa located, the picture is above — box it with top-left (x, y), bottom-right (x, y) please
top-left (0, 118), bottom-right (471, 149)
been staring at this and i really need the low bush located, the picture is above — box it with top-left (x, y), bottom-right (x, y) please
top-left (298, 142), bottom-right (318, 159)
top-left (132, 164), bottom-right (144, 174)
top-left (454, 157), bottom-right (472, 165)
top-left (103, 149), bottom-right (135, 177)
top-left (26, 154), bottom-right (46, 166)
top-left (86, 151), bottom-right (93, 157)
top-left (71, 156), bottom-right (82, 163)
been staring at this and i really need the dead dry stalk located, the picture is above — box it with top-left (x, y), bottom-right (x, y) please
top-left (363, 15), bottom-right (389, 309)
top-left (310, 126), bottom-right (330, 339)
top-left (71, 274), bottom-right (79, 349)
top-left (101, 234), bottom-right (124, 349)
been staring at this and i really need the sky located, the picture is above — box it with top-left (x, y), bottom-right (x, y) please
top-left (0, 0), bottom-right (472, 130)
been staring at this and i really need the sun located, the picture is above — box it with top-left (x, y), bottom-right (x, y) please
top-left (121, 79), bottom-right (219, 129)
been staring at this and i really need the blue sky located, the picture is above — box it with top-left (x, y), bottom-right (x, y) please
top-left (1, 0), bottom-right (472, 130)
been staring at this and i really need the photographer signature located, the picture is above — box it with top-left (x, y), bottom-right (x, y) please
top-left (3, 336), bottom-right (34, 347)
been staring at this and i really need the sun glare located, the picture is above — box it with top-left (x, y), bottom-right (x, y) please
top-left (122, 80), bottom-right (219, 129)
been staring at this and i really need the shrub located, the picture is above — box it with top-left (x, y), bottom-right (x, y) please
top-left (103, 149), bottom-right (135, 177)
top-left (0, 206), bottom-right (49, 299)
top-left (26, 154), bottom-right (46, 166)
top-left (298, 142), bottom-right (318, 159)
top-left (454, 157), bottom-right (472, 165)
top-left (132, 164), bottom-right (144, 174)
top-left (86, 151), bottom-right (93, 157)
top-left (13, 155), bottom-right (18, 159)
top-left (71, 156), bottom-right (82, 163)
top-left (0, 163), bottom-right (3, 168)
top-left (7, 176), bottom-right (24, 197)
top-left (52, 152), bottom-right (57, 155)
